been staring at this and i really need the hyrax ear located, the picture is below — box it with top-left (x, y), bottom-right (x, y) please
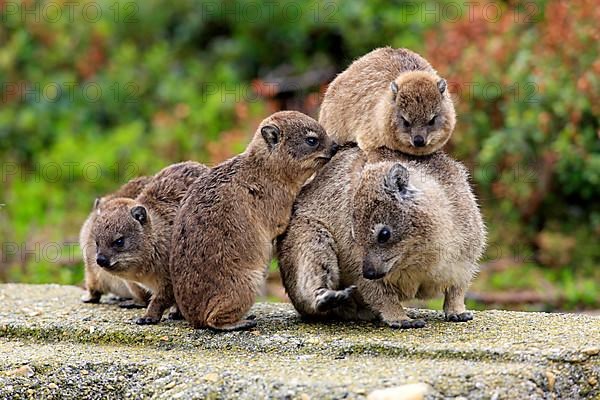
top-left (437, 78), bottom-right (447, 94)
top-left (93, 198), bottom-right (101, 210)
top-left (131, 205), bottom-right (147, 225)
top-left (384, 164), bottom-right (409, 194)
top-left (390, 81), bottom-right (399, 100)
top-left (261, 125), bottom-right (280, 150)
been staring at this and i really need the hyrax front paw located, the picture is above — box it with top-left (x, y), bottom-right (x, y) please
top-left (315, 286), bottom-right (357, 312)
top-left (445, 311), bottom-right (473, 322)
top-left (386, 319), bottom-right (426, 329)
top-left (135, 316), bottom-right (161, 325)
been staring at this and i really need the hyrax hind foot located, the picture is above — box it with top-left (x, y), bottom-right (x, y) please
top-left (315, 286), bottom-right (357, 312)
top-left (118, 300), bottom-right (147, 309)
top-left (443, 286), bottom-right (472, 322)
top-left (445, 311), bottom-right (473, 323)
top-left (81, 291), bottom-right (102, 304)
top-left (386, 319), bottom-right (426, 329)
top-left (166, 306), bottom-right (183, 321)
top-left (208, 319), bottom-right (257, 332)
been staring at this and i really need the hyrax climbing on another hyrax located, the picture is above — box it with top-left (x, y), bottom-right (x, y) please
top-left (278, 147), bottom-right (485, 328)
top-left (319, 47), bottom-right (455, 156)
top-left (80, 176), bottom-right (152, 306)
top-left (170, 111), bottom-right (338, 331)
top-left (92, 161), bottom-right (209, 324)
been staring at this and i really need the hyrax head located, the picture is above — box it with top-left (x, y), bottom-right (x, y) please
top-left (91, 198), bottom-right (150, 276)
top-left (252, 111), bottom-right (338, 177)
top-left (352, 162), bottom-right (432, 280)
top-left (387, 71), bottom-right (456, 156)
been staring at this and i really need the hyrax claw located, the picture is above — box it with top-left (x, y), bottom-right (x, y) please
top-left (135, 316), bottom-right (160, 325)
top-left (315, 286), bottom-right (356, 312)
top-left (387, 319), bottom-right (426, 329)
top-left (445, 311), bottom-right (473, 323)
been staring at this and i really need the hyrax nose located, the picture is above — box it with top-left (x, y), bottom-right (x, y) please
top-left (96, 254), bottom-right (111, 268)
top-left (362, 260), bottom-right (386, 280)
top-left (413, 135), bottom-right (426, 147)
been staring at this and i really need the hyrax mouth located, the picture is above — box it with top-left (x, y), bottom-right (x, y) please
top-left (316, 143), bottom-right (339, 162)
top-left (96, 254), bottom-right (120, 271)
top-left (362, 260), bottom-right (387, 280)
top-left (362, 269), bottom-right (386, 280)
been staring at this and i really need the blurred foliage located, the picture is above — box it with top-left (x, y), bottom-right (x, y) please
top-left (424, 0), bottom-right (600, 309)
top-left (0, 0), bottom-right (598, 310)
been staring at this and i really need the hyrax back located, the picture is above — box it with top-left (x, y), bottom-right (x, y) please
top-left (278, 147), bottom-right (485, 328)
top-left (170, 111), bottom-right (337, 331)
top-left (319, 47), bottom-right (455, 156)
top-left (92, 161), bottom-right (209, 324)
top-left (80, 176), bottom-right (152, 305)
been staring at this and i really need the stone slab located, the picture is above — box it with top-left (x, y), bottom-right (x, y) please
top-left (0, 284), bottom-right (598, 399)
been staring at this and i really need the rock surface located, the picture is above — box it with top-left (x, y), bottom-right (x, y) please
top-left (0, 284), bottom-right (598, 399)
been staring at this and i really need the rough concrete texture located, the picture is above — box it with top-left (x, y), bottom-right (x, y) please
top-left (0, 284), bottom-right (598, 399)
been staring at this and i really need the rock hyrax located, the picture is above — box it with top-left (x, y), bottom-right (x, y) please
top-left (319, 47), bottom-right (455, 156)
top-left (92, 161), bottom-right (209, 324)
top-left (278, 147), bottom-right (485, 328)
top-left (170, 111), bottom-right (338, 331)
top-left (80, 176), bottom-right (152, 305)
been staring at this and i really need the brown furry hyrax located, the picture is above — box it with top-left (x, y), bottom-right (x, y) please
top-left (319, 47), bottom-right (455, 156)
top-left (92, 161), bottom-right (209, 324)
top-left (80, 176), bottom-right (152, 305)
top-left (170, 111), bottom-right (338, 331)
top-left (278, 146), bottom-right (485, 328)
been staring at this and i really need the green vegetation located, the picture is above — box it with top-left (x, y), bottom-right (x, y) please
top-left (0, 0), bottom-right (598, 310)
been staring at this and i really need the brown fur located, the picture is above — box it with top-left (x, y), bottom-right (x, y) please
top-left (277, 146), bottom-right (485, 328)
top-left (92, 161), bottom-right (209, 324)
top-left (170, 111), bottom-right (337, 331)
top-left (319, 47), bottom-right (455, 156)
top-left (80, 176), bottom-right (152, 305)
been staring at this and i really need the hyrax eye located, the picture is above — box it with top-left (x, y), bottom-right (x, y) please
top-left (113, 237), bottom-right (125, 248)
top-left (377, 227), bottom-right (391, 244)
top-left (305, 137), bottom-right (319, 147)
top-left (401, 117), bottom-right (411, 128)
top-left (428, 116), bottom-right (437, 126)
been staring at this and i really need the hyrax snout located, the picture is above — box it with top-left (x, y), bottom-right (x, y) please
top-left (93, 198), bottom-right (148, 274)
